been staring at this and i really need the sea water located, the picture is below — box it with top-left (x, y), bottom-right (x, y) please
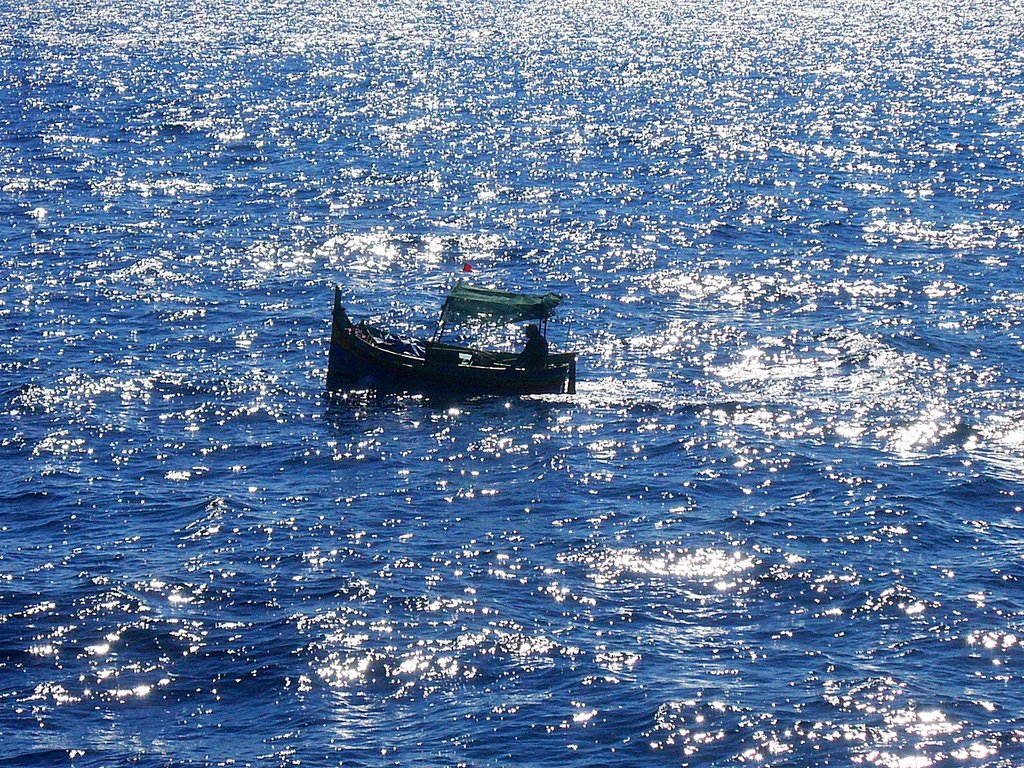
top-left (2, 0), bottom-right (1024, 765)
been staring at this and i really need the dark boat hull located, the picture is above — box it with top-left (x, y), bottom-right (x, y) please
top-left (327, 288), bottom-right (576, 396)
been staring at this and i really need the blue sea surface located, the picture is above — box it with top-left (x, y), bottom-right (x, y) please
top-left (2, 0), bottom-right (1024, 765)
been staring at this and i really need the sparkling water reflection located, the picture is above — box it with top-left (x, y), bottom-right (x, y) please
top-left (3, 0), bottom-right (1024, 765)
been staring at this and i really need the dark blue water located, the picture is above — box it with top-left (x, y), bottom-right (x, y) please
top-left (3, 1), bottom-right (1024, 765)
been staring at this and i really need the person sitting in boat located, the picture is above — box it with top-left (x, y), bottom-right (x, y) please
top-left (514, 324), bottom-right (548, 369)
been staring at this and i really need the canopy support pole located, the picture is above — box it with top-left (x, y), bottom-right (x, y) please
top-left (433, 302), bottom-right (449, 343)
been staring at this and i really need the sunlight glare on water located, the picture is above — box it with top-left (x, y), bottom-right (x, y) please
top-left (2, 0), bottom-right (1024, 765)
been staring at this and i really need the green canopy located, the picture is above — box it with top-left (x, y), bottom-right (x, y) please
top-left (440, 281), bottom-right (563, 325)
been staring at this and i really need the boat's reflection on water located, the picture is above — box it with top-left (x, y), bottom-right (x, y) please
top-left (323, 387), bottom-right (567, 419)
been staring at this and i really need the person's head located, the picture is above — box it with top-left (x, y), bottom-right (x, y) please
top-left (525, 324), bottom-right (541, 339)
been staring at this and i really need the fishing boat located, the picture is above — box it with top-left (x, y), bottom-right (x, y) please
top-left (326, 281), bottom-right (577, 396)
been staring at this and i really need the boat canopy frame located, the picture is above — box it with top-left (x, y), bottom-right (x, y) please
top-left (433, 281), bottom-right (563, 342)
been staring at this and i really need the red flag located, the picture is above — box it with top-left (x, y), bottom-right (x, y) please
top-left (462, 262), bottom-right (473, 272)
